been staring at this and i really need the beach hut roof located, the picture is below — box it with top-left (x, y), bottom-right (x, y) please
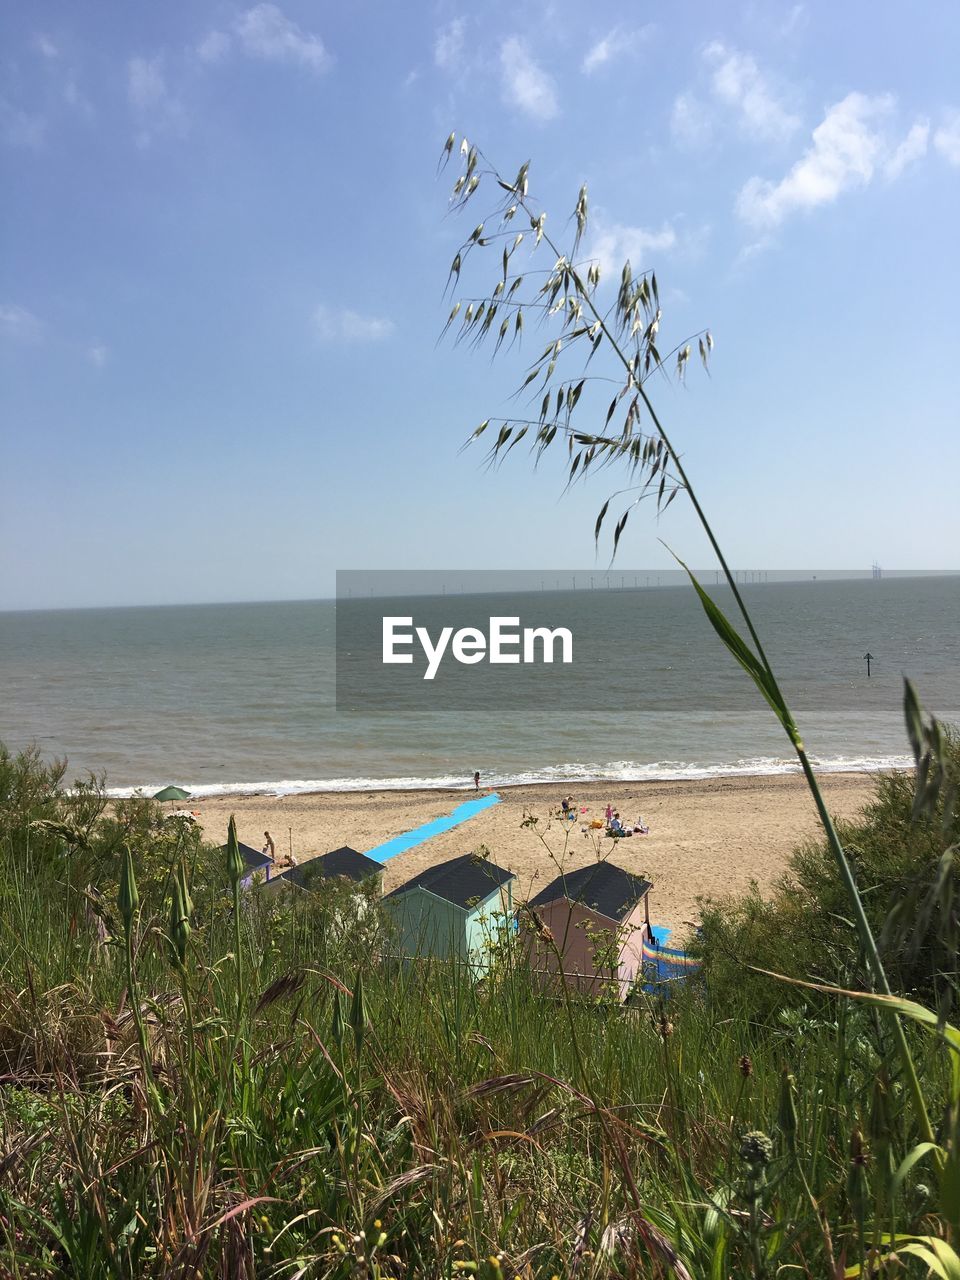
top-left (529, 862), bottom-right (652, 922)
top-left (385, 853), bottom-right (514, 910)
top-left (270, 863), bottom-right (316, 891)
top-left (315, 846), bottom-right (383, 882)
top-left (269, 849), bottom-right (380, 892)
top-left (219, 840), bottom-right (272, 872)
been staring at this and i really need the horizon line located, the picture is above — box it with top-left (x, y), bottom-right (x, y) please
top-left (2, 568), bottom-right (958, 616)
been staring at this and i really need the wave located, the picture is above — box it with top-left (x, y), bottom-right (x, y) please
top-left (105, 753), bottom-right (913, 799)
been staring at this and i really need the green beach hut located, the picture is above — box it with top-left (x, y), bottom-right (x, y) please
top-left (383, 853), bottom-right (515, 975)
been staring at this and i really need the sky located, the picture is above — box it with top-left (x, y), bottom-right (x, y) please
top-left (1, 1), bottom-right (958, 610)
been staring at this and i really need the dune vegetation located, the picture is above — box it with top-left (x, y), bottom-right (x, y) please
top-left (1, 734), bottom-right (960, 1278)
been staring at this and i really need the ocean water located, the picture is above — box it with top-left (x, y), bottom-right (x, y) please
top-left (0, 576), bottom-right (958, 795)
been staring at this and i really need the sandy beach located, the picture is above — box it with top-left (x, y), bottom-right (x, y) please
top-left (191, 771), bottom-right (878, 934)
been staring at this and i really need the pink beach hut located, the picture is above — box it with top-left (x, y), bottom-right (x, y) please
top-left (524, 862), bottom-right (653, 1001)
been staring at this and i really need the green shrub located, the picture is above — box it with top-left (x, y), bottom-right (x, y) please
top-left (697, 732), bottom-right (960, 1020)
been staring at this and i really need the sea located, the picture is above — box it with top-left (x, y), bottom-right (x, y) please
top-left (1, 575), bottom-right (958, 797)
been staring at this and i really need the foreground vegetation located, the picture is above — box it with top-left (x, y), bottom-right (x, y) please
top-left (1, 741), bottom-right (959, 1278)
top-left (698, 729), bottom-right (960, 1022)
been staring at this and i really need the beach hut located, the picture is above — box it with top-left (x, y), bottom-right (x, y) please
top-left (383, 853), bottom-right (515, 975)
top-left (269, 846), bottom-right (383, 894)
top-left (524, 862), bottom-right (652, 1001)
top-left (219, 840), bottom-right (273, 888)
top-left (265, 847), bottom-right (386, 950)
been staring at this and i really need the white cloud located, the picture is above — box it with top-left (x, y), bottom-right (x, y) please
top-left (732, 234), bottom-right (777, 269)
top-left (87, 343), bottom-right (109, 368)
top-left (884, 120), bottom-right (929, 179)
top-left (670, 92), bottom-right (711, 146)
top-left (742, 1), bottom-right (808, 41)
top-left (0, 99), bottom-right (45, 148)
top-left (235, 4), bottom-right (330, 73)
top-left (581, 25), bottom-right (653, 75)
top-left (33, 33), bottom-right (60, 60)
top-left (28, 35), bottom-right (95, 123)
top-left (127, 56), bottom-right (166, 112)
top-left (582, 34), bottom-right (616, 75)
top-left (197, 30), bottom-right (231, 64)
top-left (196, 6), bottom-right (330, 74)
top-left (500, 37), bottom-right (558, 122)
top-left (934, 110), bottom-right (960, 166)
top-left (703, 41), bottom-right (800, 141)
top-left (434, 18), bottom-right (465, 73)
top-left (0, 304), bottom-right (42, 342)
top-left (127, 55), bottom-right (186, 144)
top-left (313, 305), bottom-right (394, 343)
top-left (588, 221), bottom-right (678, 279)
top-left (63, 76), bottom-right (95, 120)
top-left (736, 92), bottom-right (929, 228)
top-left (778, 4), bottom-right (808, 37)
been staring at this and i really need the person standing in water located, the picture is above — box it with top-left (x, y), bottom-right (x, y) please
top-left (473, 771), bottom-right (481, 791)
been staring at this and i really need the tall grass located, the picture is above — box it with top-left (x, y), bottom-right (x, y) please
top-left (0, 747), bottom-right (956, 1276)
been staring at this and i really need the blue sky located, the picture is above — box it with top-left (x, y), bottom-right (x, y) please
top-left (2, 1), bottom-right (958, 610)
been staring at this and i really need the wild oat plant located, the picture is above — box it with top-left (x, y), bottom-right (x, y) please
top-left (436, 133), bottom-right (960, 1274)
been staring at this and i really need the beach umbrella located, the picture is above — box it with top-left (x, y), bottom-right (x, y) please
top-left (153, 785), bottom-right (191, 802)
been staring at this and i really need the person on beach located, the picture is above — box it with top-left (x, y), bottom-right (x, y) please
top-left (633, 815), bottom-right (649, 835)
top-left (262, 831), bottom-right (276, 859)
top-left (611, 808), bottom-right (634, 839)
top-left (605, 803), bottom-right (613, 823)
top-left (473, 771), bottom-right (481, 791)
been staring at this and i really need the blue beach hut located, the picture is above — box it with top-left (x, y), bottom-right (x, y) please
top-left (383, 853), bottom-right (515, 974)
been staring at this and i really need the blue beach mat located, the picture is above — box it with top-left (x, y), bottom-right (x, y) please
top-left (641, 927), bottom-right (701, 992)
top-left (364, 791), bottom-right (501, 864)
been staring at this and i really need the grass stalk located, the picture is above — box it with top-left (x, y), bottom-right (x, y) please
top-left (451, 145), bottom-right (936, 1152)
